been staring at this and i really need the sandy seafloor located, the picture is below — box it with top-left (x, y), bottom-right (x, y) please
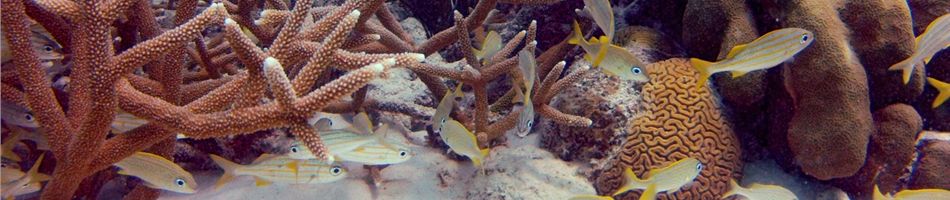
top-left (133, 127), bottom-right (848, 200)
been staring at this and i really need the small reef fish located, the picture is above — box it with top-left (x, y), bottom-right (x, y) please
top-left (722, 179), bottom-right (797, 200)
top-left (570, 21), bottom-right (649, 82)
top-left (569, 194), bottom-right (615, 200)
top-left (209, 154), bottom-right (347, 189)
top-left (612, 157), bottom-right (704, 199)
top-left (927, 77), bottom-right (949, 108)
top-left (473, 30), bottom-right (503, 62)
top-left (514, 49), bottom-right (537, 137)
top-left (111, 110), bottom-right (150, 133)
top-left (288, 119), bottom-right (412, 165)
top-left (690, 28), bottom-right (815, 88)
top-left (113, 152), bottom-right (198, 193)
top-left (583, 0), bottom-right (615, 42)
top-left (1, 101), bottom-right (39, 128)
top-left (439, 119), bottom-right (490, 166)
top-left (1, 20), bottom-right (65, 63)
top-left (1, 154), bottom-right (50, 199)
top-left (873, 185), bottom-right (950, 200)
top-left (430, 83), bottom-right (464, 133)
top-left (308, 112), bottom-right (354, 130)
top-left (889, 14), bottom-right (950, 84)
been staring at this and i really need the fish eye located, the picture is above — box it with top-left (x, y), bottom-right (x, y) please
top-left (330, 166), bottom-right (342, 175)
top-left (24, 114), bottom-right (34, 121)
top-left (527, 120), bottom-right (534, 127)
top-left (290, 146), bottom-right (299, 153)
top-left (399, 150), bottom-right (408, 157)
top-left (440, 117), bottom-right (446, 124)
top-left (175, 178), bottom-right (186, 187)
top-left (631, 67), bottom-right (642, 74)
top-left (43, 45), bottom-right (53, 52)
top-left (696, 163), bottom-right (704, 171)
top-left (800, 34), bottom-right (809, 44)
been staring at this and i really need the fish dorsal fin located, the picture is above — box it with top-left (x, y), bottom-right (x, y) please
top-left (253, 153), bottom-right (278, 164)
top-left (453, 83), bottom-right (464, 97)
top-left (725, 44), bottom-right (747, 59)
top-left (314, 118), bottom-right (333, 131)
top-left (143, 182), bottom-right (160, 189)
top-left (352, 112), bottom-right (374, 134)
top-left (25, 154), bottom-right (45, 184)
top-left (254, 177), bottom-right (272, 187)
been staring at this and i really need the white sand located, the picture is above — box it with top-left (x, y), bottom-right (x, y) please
top-left (159, 133), bottom-right (595, 200)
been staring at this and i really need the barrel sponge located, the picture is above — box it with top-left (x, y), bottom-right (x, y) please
top-left (910, 140), bottom-right (950, 189)
top-left (781, 0), bottom-right (873, 180)
top-left (832, 103), bottom-right (922, 197)
top-left (593, 58), bottom-right (742, 199)
top-left (840, 0), bottom-right (924, 109)
top-left (683, 0), bottom-right (766, 112)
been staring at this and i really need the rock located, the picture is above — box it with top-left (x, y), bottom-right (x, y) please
top-left (831, 103), bottom-right (922, 198)
top-left (777, 0), bottom-right (873, 180)
top-left (909, 139), bottom-right (950, 189)
top-left (593, 58), bottom-right (742, 199)
top-left (840, 0), bottom-right (923, 109)
top-left (617, 0), bottom-right (688, 42)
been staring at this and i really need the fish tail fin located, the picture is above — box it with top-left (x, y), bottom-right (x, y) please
top-left (722, 179), bottom-right (741, 199)
top-left (690, 58), bottom-right (715, 89)
top-left (927, 77), bottom-right (950, 108)
top-left (27, 153), bottom-right (48, 183)
top-left (613, 167), bottom-right (644, 196)
top-left (471, 157), bottom-right (483, 167)
top-left (887, 58), bottom-right (915, 84)
top-left (872, 185), bottom-right (888, 200)
top-left (569, 20), bottom-right (585, 45)
top-left (638, 184), bottom-right (657, 200)
top-left (453, 83), bottom-right (464, 97)
top-left (473, 48), bottom-right (484, 59)
top-left (209, 154), bottom-right (240, 190)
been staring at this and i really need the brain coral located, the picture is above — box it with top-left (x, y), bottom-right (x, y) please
top-left (593, 58), bottom-right (742, 199)
top-left (779, 0), bottom-right (874, 180)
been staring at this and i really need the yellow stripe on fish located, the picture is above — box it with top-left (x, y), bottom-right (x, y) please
top-left (209, 154), bottom-right (346, 189)
top-left (722, 179), bottom-right (797, 200)
top-left (691, 28), bottom-right (815, 88)
top-left (889, 14), bottom-right (950, 84)
top-left (927, 77), bottom-right (950, 108)
top-left (114, 152), bottom-right (197, 194)
top-left (439, 119), bottom-right (490, 166)
top-left (613, 157), bottom-right (703, 198)
top-left (873, 184), bottom-right (950, 200)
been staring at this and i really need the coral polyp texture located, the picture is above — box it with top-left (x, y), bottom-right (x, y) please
top-left (593, 58), bottom-right (741, 200)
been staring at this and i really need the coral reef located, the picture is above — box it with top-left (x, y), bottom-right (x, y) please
top-left (831, 103), bottom-right (922, 198)
top-left (909, 139), bottom-right (950, 189)
top-left (593, 58), bottom-right (742, 199)
top-left (769, 0), bottom-right (874, 180)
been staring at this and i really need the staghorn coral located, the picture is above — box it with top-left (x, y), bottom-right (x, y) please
top-left (831, 103), bottom-right (922, 198)
top-left (593, 58), bottom-right (741, 200)
top-left (772, 0), bottom-right (874, 180)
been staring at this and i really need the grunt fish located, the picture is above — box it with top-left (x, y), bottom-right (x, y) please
top-left (612, 157), bottom-right (704, 199)
top-left (308, 112), bottom-right (354, 130)
top-left (113, 152), bottom-right (198, 193)
top-left (430, 83), bottom-right (464, 133)
top-left (473, 31), bottom-right (503, 63)
top-left (209, 154), bottom-right (347, 189)
top-left (722, 179), bottom-right (797, 200)
top-left (570, 21), bottom-right (648, 82)
top-left (1, 154), bottom-right (50, 199)
top-left (514, 49), bottom-right (536, 137)
top-left (889, 14), bottom-right (950, 84)
top-left (927, 77), bottom-right (949, 108)
top-left (690, 28), bottom-right (815, 88)
top-left (288, 119), bottom-right (412, 165)
top-left (111, 110), bottom-right (150, 133)
top-left (1, 101), bottom-right (39, 128)
top-left (439, 119), bottom-right (489, 166)
top-left (873, 184), bottom-right (950, 200)
top-left (1, 20), bottom-right (65, 64)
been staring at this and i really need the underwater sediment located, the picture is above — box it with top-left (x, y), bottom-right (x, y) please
top-left (1, 0), bottom-right (948, 200)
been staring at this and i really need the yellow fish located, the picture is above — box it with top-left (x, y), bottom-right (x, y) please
top-left (111, 110), bottom-right (150, 133)
top-left (113, 152), bottom-right (197, 193)
top-left (889, 14), bottom-right (950, 84)
top-left (439, 119), bottom-right (490, 166)
top-left (308, 112), bottom-right (354, 130)
top-left (722, 179), bottom-right (797, 200)
top-left (1, 19), bottom-right (65, 63)
top-left (2, 129), bottom-right (22, 162)
top-left (1, 154), bottom-right (50, 199)
top-left (288, 119), bottom-right (412, 165)
top-left (1, 101), bottom-right (39, 128)
top-left (514, 49), bottom-right (536, 137)
top-left (583, 0), bottom-right (615, 43)
top-left (873, 185), bottom-right (950, 200)
top-left (431, 83), bottom-right (464, 133)
top-left (569, 194), bottom-right (615, 200)
top-left (570, 21), bottom-right (649, 82)
top-left (691, 28), bottom-right (815, 88)
top-left (473, 31), bottom-right (502, 62)
top-left (209, 154), bottom-right (347, 189)
top-left (927, 77), bottom-right (949, 108)
top-left (612, 157), bottom-right (703, 198)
